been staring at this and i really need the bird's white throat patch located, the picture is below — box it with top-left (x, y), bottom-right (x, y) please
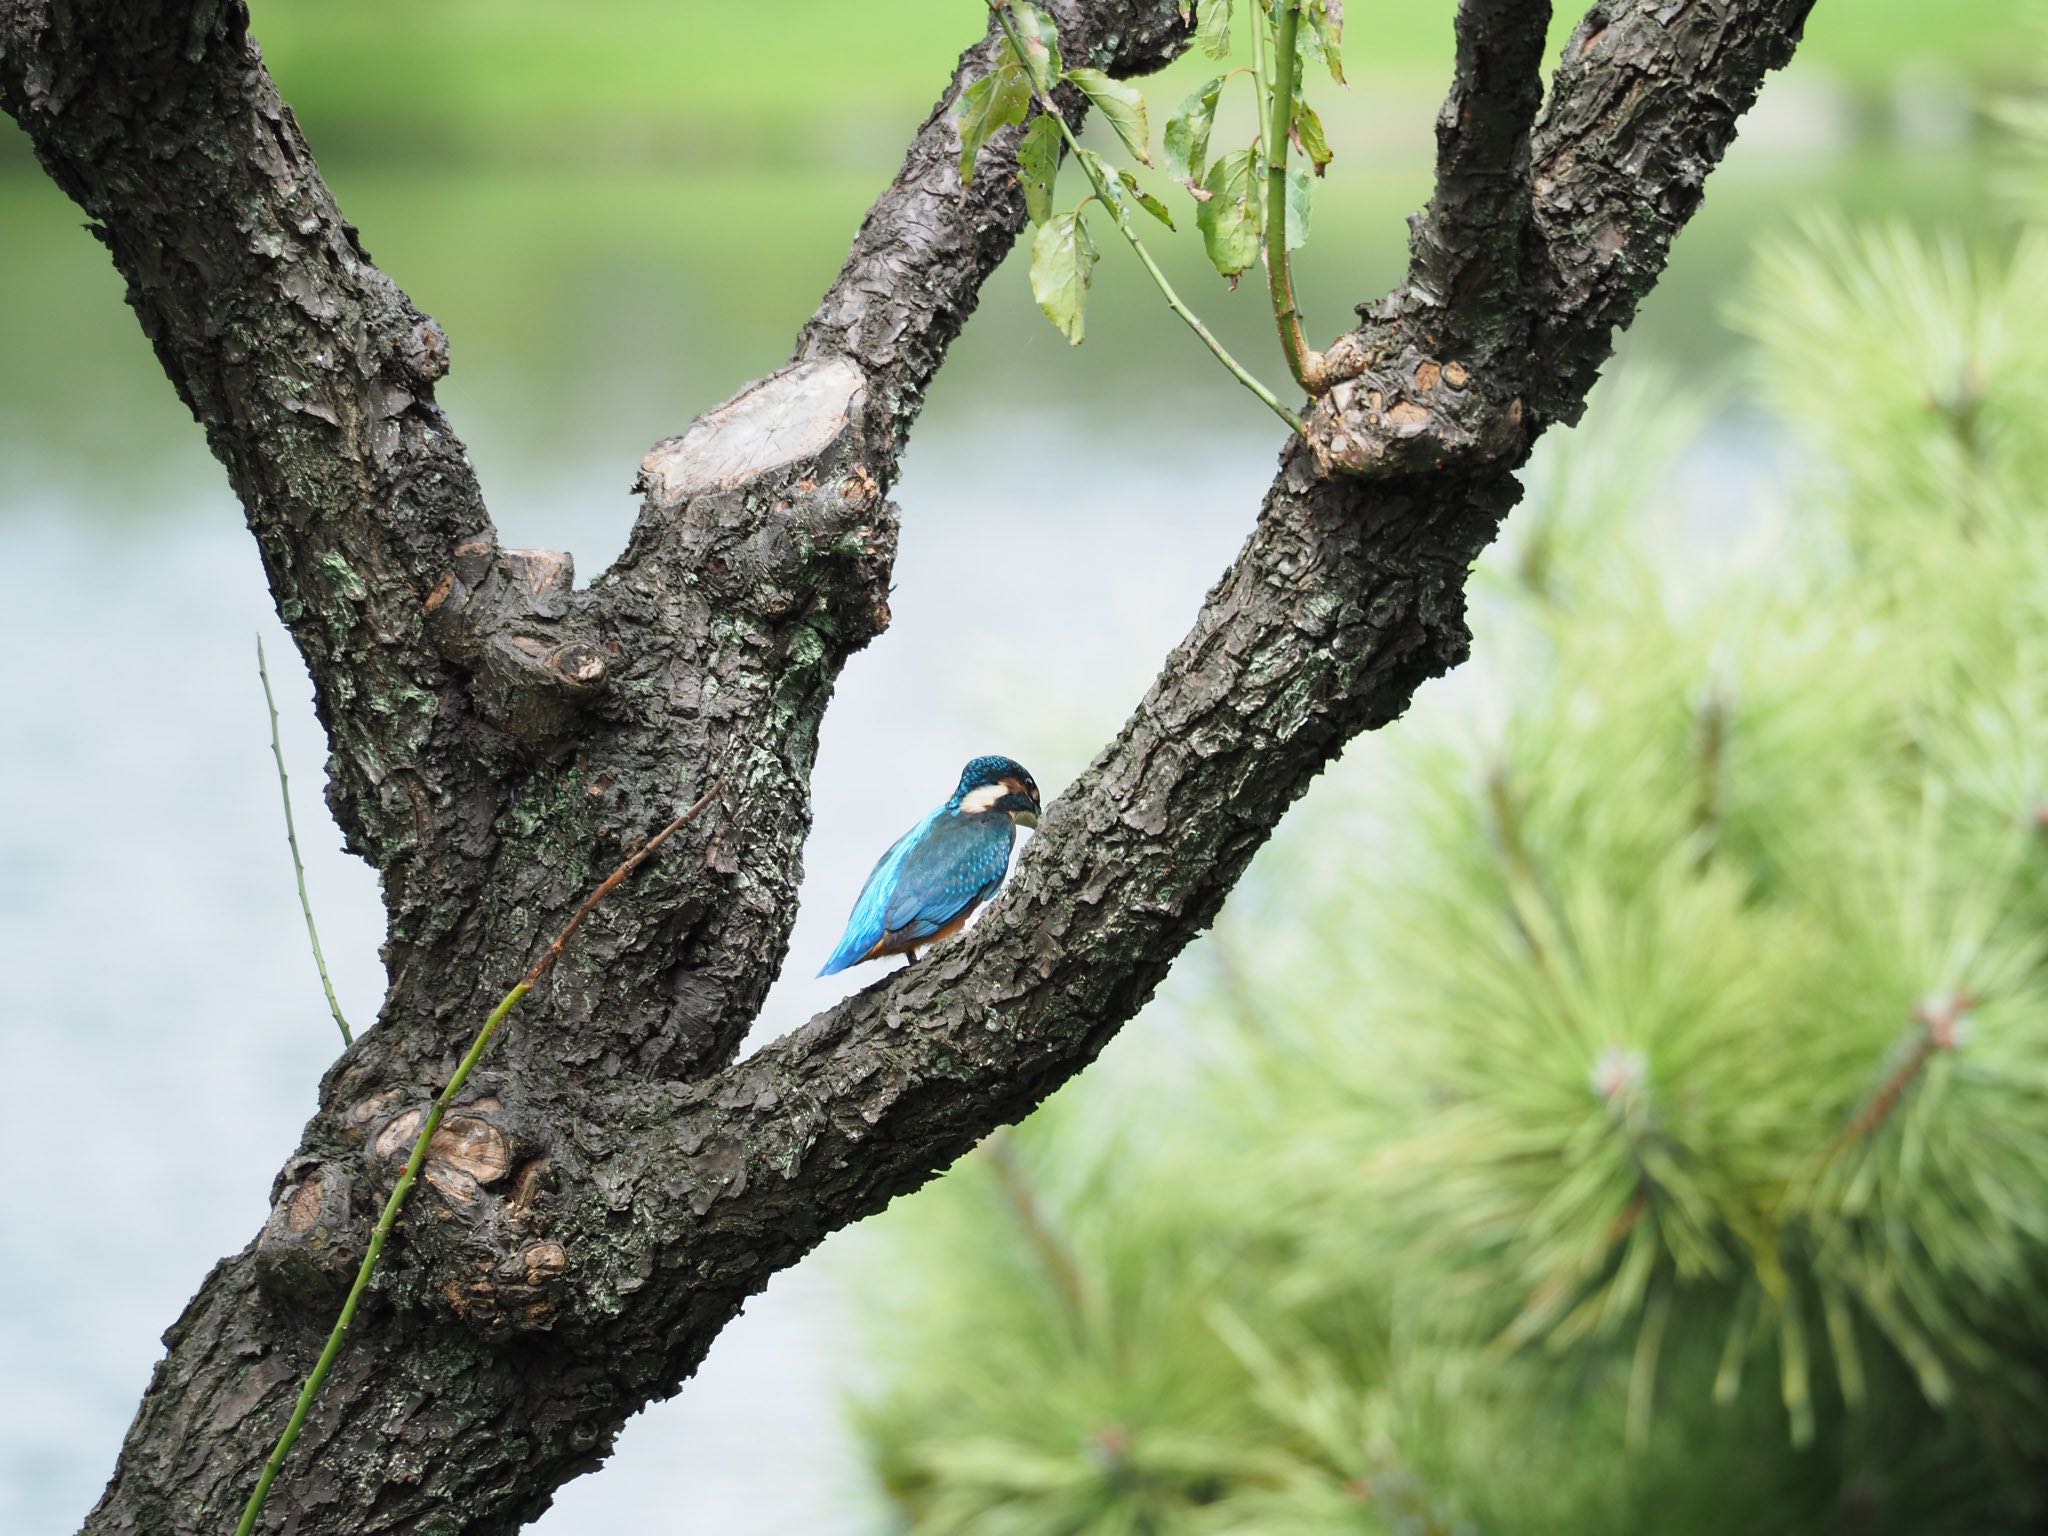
top-left (959, 784), bottom-right (1006, 815)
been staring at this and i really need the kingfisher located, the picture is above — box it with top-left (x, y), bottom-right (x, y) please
top-left (819, 755), bottom-right (1042, 976)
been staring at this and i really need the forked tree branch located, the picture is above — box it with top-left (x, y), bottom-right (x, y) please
top-left (612, 0), bottom-right (1819, 1306)
top-left (2, 0), bottom-right (1817, 1532)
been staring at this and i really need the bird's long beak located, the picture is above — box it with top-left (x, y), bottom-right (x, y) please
top-left (1012, 809), bottom-right (1039, 829)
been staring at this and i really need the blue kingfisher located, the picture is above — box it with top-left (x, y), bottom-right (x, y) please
top-left (819, 755), bottom-right (1041, 975)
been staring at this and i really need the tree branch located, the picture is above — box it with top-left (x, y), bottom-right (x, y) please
top-left (539, 0), bottom-right (1200, 1085)
top-left (622, 449), bottom-right (1513, 1302)
top-left (0, 0), bottom-right (494, 878)
top-left (235, 769), bottom-right (727, 1536)
top-left (1526, 0), bottom-right (1822, 429)
top-left (610, 0), bottom-right (1820, 1414)
top-left (212, 10), bottom-right (1823, 1524)
top-left (1304, 0), bottom-right (1555, 477)
top-left (792, 1), bottom-right (1192, 455)
top-left (61, 7), bottom-right (1212, 1533)
top-left (1406, 0), bottom-right (1556, 344)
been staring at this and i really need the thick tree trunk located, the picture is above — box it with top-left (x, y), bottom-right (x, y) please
top-left (0, 0), bottom-right (1815, 1530)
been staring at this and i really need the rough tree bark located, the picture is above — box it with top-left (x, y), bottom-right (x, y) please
top-left (0, 0), bottom-right (1816, 1530)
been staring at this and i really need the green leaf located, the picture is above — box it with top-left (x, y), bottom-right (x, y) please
top-left (1283, 162), bottom-right (1312, 250)
top-left (1004, 0), bottom-right (1063, 92)
top-left (957, 62), bottom-right (1032, 183)
top-left (1079, 147), bottom-right (1123, 213)
top-left (1196, 0), bottom-right (1234, 60)
top-left (1030, 209), bottom-right (1098, 344)
top-left (1291, 98), bottom-right (1333, 176)
top-left (1084, 153), bottom-right (1176, 232)
top-left (1016, 115), bottom-right (1062, 226)
top-left (1163, 75), bottom-right (1226, 186)
top-left (1119, 170), bottom-right (1177, 230)
top-left (1307, 0), bottom-right (1345, 84)
top-left (1196, 149), bottom-right (1261, 278)
top-left (1063, 68), bottom-right (1150, 165)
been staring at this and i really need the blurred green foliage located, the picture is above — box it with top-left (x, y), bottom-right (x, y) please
top-left (845, 59), bottom-right (2048, 1536)
top-left (207, 1), bottom-right (2029, 159)
top-left (0, 0), bottom-right (2019, 493)
top-left (0, 0), bottom-right (2015, 167)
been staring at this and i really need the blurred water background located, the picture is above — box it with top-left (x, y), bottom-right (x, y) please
top-left (0, 2), bottom-right (2024, 1531)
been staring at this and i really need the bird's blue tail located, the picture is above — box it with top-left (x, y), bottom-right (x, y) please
top-left (818, 911), bottom-right (887, 975)
top-left (817, 942), bottom-right (868, 978)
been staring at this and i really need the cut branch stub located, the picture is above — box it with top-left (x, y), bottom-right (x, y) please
top-left (425, 538), bottom-right (614, 751)
top-left (254, 1160), bottom-right (366, 1307)
top-left (638, 356), bottom-right (868, 505)
top-left (622, 355), bottom-right (896, 646)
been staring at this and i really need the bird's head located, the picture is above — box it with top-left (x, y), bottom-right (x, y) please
top-left (954, 754), bottom-right (1042, 828)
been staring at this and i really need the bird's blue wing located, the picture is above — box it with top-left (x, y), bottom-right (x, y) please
top-left (818, 808), bottom-right (942, 975)
top-left (880, 814), bottom-right (1016, 944)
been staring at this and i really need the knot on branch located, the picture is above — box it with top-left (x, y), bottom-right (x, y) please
top-left (379, 310), bottom-right (451, 389)
top-left (1304, 328), bottom-right (1528, 481)
top-left (293, 1089), bottom-right (575, 1333)
top-left (426, 536), bottom-right (615, 751)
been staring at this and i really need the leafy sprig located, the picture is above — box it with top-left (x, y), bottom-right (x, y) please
top-left (965, 0), bottom-right (1303, 431)
top-left (959, 0), bottom-right (1347, 426)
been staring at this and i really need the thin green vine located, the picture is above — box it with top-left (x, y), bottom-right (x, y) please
top-left (258, 636), bottom-right (351, 1047)
top-left (1263, 0), bottom-right (1323, 392)
top-left (1246, 0), bottom-right (1272, 131)
top-left (960, 0), bottom-right (1348, 414)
